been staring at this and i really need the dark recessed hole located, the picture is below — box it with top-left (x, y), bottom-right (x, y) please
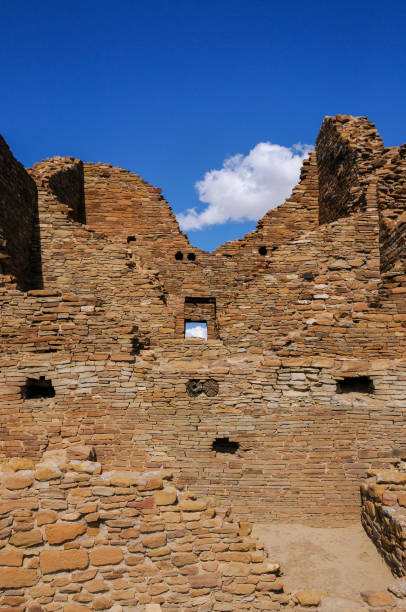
top-left (203, 379), bottom-right (219, 397)
top-left (258, 246), bottom-right (267, 256)
top-left (186, 379), bottom-right (203, 397)
top-left (22, 376), bottom-right (55, 399)
top-left (302, 272), bottom-right (315, 281)
top-left (212, 438), bottom-right (239, 454)
top-left (186, 378), bottom-right (219, 397)
top-left (175, 251), bottom-right (183, 261)
top-left (336, 376), bottom-right (374, 394)
top-left (187, 253), bottom-right (196, 262)
top-left (127, 236), bottom-right (136, 243)
top-left (185, 296), bottom-right (216, 305)
top-left (131, 335), bottom-right (150, 355)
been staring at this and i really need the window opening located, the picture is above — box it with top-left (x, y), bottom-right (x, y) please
top-left (175, 251), bottom-right (183, 261)
top-left (336, 376), bottom-right (374, 394)
top-left (184, 321), bottom-right (207, 339)
top-left (23, 376), bottom-right (55, 399)
top-left (258, 246), bottom-right (267, 256)
top-left (302, 272), bottom-right (315, 281)
top-left (127, 236), bottom-right (136, 243)
top-left (212, 438), bottom-right (239, 454)
top-left (187, 253), bottom-right (196, 262)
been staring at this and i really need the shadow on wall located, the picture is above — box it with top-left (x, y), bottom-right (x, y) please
top-left (26, 206), bottom-right (43, 290)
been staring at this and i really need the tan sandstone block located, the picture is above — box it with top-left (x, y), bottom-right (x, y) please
top-left (142, 533), bottom-right (167, 548)
top-left (69, 460), bottom-right (101, 475)
top-left (154, 487), bottom-right (177, 506)
top-left (35, 465), bottom-right (62, 481)
top-left (221, 562), bottom-right (250, 576)
top-left (296, 589), bottom-right (326, 606)
top-left (171, 552), bottom-right (198, 566)
top-left (86, 579), bottom-right (109, 593)
top-left (64, 606), bottom-right (91, 612)
top-left (360, 590), bottom-right (395, 607)
top-left (36, 510), bottom-right (58, 526)
top-left (376, 471), bottom-right (406, 485)
top-left (10, 530), bottom-right (43, 547)
top-left (90, 546), bottom-right (123, 566)
top-left (45, 522), bottom-right (86, 544)
top-left (31, 584), bottom-right (55, 597)
top-left (179, 499), bottom-right (208, 511)
top-left (0, 567), bottom-right (38, 588)
top-left (40, 549), bottom-right (89, 573)
top-left (189, 573), bottom-right (220, 588)
top-left (72, 569), bottom-right (97, 582)
top-left (227, 582), bottom-right (255, 595)
top-left (92, 596), bottom-right (112, 610)
top-left (0, 550), bottom-right (23, 566)
top-left (7, 457), bottom-right (35, 471)
top-left (4, 473), bottom-right (34, 490)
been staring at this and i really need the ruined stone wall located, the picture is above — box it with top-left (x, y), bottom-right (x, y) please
top-left (317, 115), bottom-right (384, 224)
top-left (0, 447), bottom-right (288, 612)
top-left (2, 115), bottom-right (406, 527)
top-left (361, 461), bottom-right (406, 577)
top-left (0, 136), bottom-right (37, 289)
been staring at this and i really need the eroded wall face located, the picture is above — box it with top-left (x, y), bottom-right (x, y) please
top-left (1, 115), bottom-right (406, 525)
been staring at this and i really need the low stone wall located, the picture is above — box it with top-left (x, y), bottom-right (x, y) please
top-left (361, 463), bottom-right (406, 576)
top-left (0, 446), bottom-right (290, 612)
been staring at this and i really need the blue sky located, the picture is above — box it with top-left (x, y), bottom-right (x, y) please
top-left (2, 0), bottom-right (406, 251)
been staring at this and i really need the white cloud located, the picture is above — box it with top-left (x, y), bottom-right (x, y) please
top-left (185, 323), bottom-right (208, 339)
top-left (177, 142), bottom-right (313, 231)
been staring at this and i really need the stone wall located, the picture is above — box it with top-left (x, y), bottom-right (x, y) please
top-left (361, 462), bottom-right (406, 577)
top-left (2, 115), bottom-right (406, 526)
top-left (0, 447), bottom-right (289, 612)
top-left (317, 115), bottom-right (383, 224)
top-left (0, 136), bottom-right (37, 289)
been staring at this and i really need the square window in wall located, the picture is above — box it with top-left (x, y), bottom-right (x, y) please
top-left (185, 321), bottom-right (208, 339)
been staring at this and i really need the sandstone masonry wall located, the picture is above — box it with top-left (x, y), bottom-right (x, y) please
top-left (361, 461), bottom-right (406, 577)
top-left (0, 446), bottom-right (289, 612)
top-left (2, 115), bottom-right (406, 527)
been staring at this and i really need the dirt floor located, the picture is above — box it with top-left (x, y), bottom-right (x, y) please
top-left (253, 522), bottom-right (394, 605)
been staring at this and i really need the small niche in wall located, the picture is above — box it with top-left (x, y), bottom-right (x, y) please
top-left (127, 235), bottom-right (136, 243)
top-left (175, 251), bottom-right (183, 261)
top-left (22, 376), bottom-right (55, 399)
top-left (186, 378), bottom-right (219, 397)
top-left (184, 321), bottom-right (207, 339)
top-left (212, 437), bottom-right (240, 454)
top-left (258, 246), bottom-right (267, 256)
top-left (336, 376), bottom-right (374, 394)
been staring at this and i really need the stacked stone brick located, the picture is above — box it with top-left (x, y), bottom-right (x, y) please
top-left (0, 445), bottom-right (288, 611)
top-left (2, 114), bottom-right (406, 528)
top-left (361, 460), bottom-right (406, 577)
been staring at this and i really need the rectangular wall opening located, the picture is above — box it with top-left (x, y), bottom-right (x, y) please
top-left (22, 376), bottom-right (55, 399)
top-left (336, 376), bottom-right (374, 394)
top-left (184, 321), bottom-right (208, 339)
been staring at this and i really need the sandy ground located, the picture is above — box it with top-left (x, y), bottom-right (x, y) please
top-left (253, 522), bottom-right (394, 602)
